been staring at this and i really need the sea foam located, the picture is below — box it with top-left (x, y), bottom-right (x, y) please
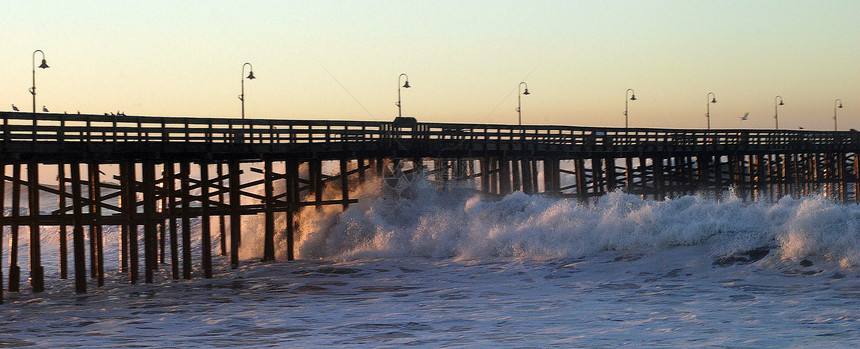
top-left (239, 176), bottom-right (860, 268)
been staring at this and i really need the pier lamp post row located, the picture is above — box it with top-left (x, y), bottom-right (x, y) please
top-left (239, 63), bottom-right (255, 120)
top-left (30, 50), bottom-right (50, 114)
top-left (397, 73), bottom-right (410, 117)
top-left (834, 98), bottom-right (843, 131)
top-left (624, 88), bottom-right (636, 128)
top-left (706, 92), bottom-right (717, 130)
top-left (518, 81), bottom-right (530, 126)
top-left (774, 95), bottom-right (785, 130)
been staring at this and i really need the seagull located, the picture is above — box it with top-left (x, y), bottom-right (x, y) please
top-left (798, 126), bottom-right (805, 130)
top-left (740, 112), bottom-right (749, 121)
top-left (42, 105), bottom-right (49, 113)
top-left (11, 104), bottom-right (19, 111)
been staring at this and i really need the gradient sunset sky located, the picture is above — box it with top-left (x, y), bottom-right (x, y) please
top-left (2, 1), bottom-right (858, 130)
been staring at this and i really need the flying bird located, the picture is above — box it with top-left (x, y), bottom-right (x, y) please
top-left (42, 105), bottom-right (49, 113)
top-left (740, 112), bottom-right (749, 121)
top-left (11, 104), bottom-right (19, 111)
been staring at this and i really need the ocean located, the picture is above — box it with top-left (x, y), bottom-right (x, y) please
top-left (1, 177), bottom-right (859, 348)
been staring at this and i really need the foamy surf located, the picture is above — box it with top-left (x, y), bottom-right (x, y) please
top-left (241, 177), bottom-right (860, 268)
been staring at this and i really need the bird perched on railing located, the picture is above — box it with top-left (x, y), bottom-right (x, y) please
top-left (42, 105), bottom-right (49, 113)
top-left (11, 104), bottom-right (19, 111)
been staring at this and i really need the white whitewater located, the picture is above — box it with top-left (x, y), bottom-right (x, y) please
top-left (1, 177), bottom-right (858, 347)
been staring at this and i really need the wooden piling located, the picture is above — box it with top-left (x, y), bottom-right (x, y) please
top-left (498, 158), bottom-right (511, 196)
top-left (512, 159), bottom-right (522, 192)
top-left (58, 164), bottom-right (68, 279)
top-left (9, 163), bottom-right (21, 292)
top-left (340, 159), bottom-right (350, 209)
top-left (88, 163), bottom-right (104, 287)
top-left (126, 162), bottom-right (139, 284)
top-left (180, 162), bottom-right (192, 279)
top-left (166, 163), bottom-right (178, 279)
top-left (0, 164), bottom-right (4, 303)
top-left (200, 162), bottom-right (213, 278)
top-left (28, 162), bottom-right (44, 292)
top-left (229, 160), bottom-right (241, 269)
top-left (286, 160), bottom-right (298, 261)
top-left (263, 159), bottom-right (275, 262)
top-left (143, 162), bottom-right (158, 283)
top-left (217, 163), bottom-right (227, 256)
top-left (71, 163), bottom-right (87, 293)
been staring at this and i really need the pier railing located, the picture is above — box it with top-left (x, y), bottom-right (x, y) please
top-left (1, 112), bottom-right (858, 157)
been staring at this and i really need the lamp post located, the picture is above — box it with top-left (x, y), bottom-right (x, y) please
top-left (517, 81), bottom-right (530, 126)
top-left (706, 92), bottom-right (717, 130)
top-left (396, 73), bottom-right (410, 117)
top-left (30, 50), bottom-right (50, 113)
top-left (239, 62), bottom-right (255, 119)
top-left (774, 95), bottom-right (784, 129)
top-left (624, 88), bottom-right (636, 128)
top-left (834, 98), bottom-right (843, 131)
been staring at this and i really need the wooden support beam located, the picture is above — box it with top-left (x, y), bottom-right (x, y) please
top-left (310, 160), bottom-right (323, 209)
top-left (71, 163), bottom-right (87, 293)
top-left (229, 160), bottom-right (241, 269)
top-left (88, 163), bottom-right (104, 287)
top-left (340, 159), bottom-right (350, 209)
top-left (263, 159), bottom-right (275, 262)
top-left (574, 158), bottom-right (587, 199)
top-left (625, 157), bottom-right (634, 191)
top-left (217, 163), bottom-right (227, 256)
top-left (28, 162), bottom-right (44, 292)
top-left (489, 158), bottom-right (498, 194)
top-left (480, 158), bottom-right (491, 193)
top-left (512, 159), bottom-right (521, 192)
top-left (180, 162), bottom-right (192, 279)
top-left (522, 160), bottom-right (534, 194)
top-left (143, 161), bottom-right (158, 283)
top-left (58, 164), bottom-right (68, 279)
top-left (498, 158), bottom-right (511, 196)
top-left (165, 163), bottom-right (178, 279)
top-left (0, 164), bottom-right (4, 303)
top-left (120, 162), bottom-right (138, 284)
top-left (286, 160), bottom-right (299, 261)
top-left (591, 158), bottom-right (603, 194)
top-left (605, 158), bottom-right (617, 192)
top-left (654, 157), bottom-right (665, 200)
top-left (9, 163), bottom-right (21, 292)
top-left (199, 162), bottom-right (213, 278)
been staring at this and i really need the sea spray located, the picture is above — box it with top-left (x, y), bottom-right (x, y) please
top-left (235, 175), bottom-right (860, 267)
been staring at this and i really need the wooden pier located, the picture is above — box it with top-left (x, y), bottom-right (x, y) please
top-left (1, 111), bottom-right (859, 302)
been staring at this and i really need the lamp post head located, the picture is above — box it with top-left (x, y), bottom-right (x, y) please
top-left (711, 97), bottom-right (717, 103)
top-left (246, 71), bottom-right (255, 79)
top-left (779, 100), bottom-right (784, 106)
top-left (523, 88), bottom-right (530, 95)
top-left (38, 59), bottom-right (49, 69)
top-left (630, 94), bottom-right (636, 101)
top-left (838, 102), bottom-right (843, 109)
top-left (402, 80), bottom-right (410, 88)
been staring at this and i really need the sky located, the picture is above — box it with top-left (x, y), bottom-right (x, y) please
top-left (2, 1), bottom-right (858, 130)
